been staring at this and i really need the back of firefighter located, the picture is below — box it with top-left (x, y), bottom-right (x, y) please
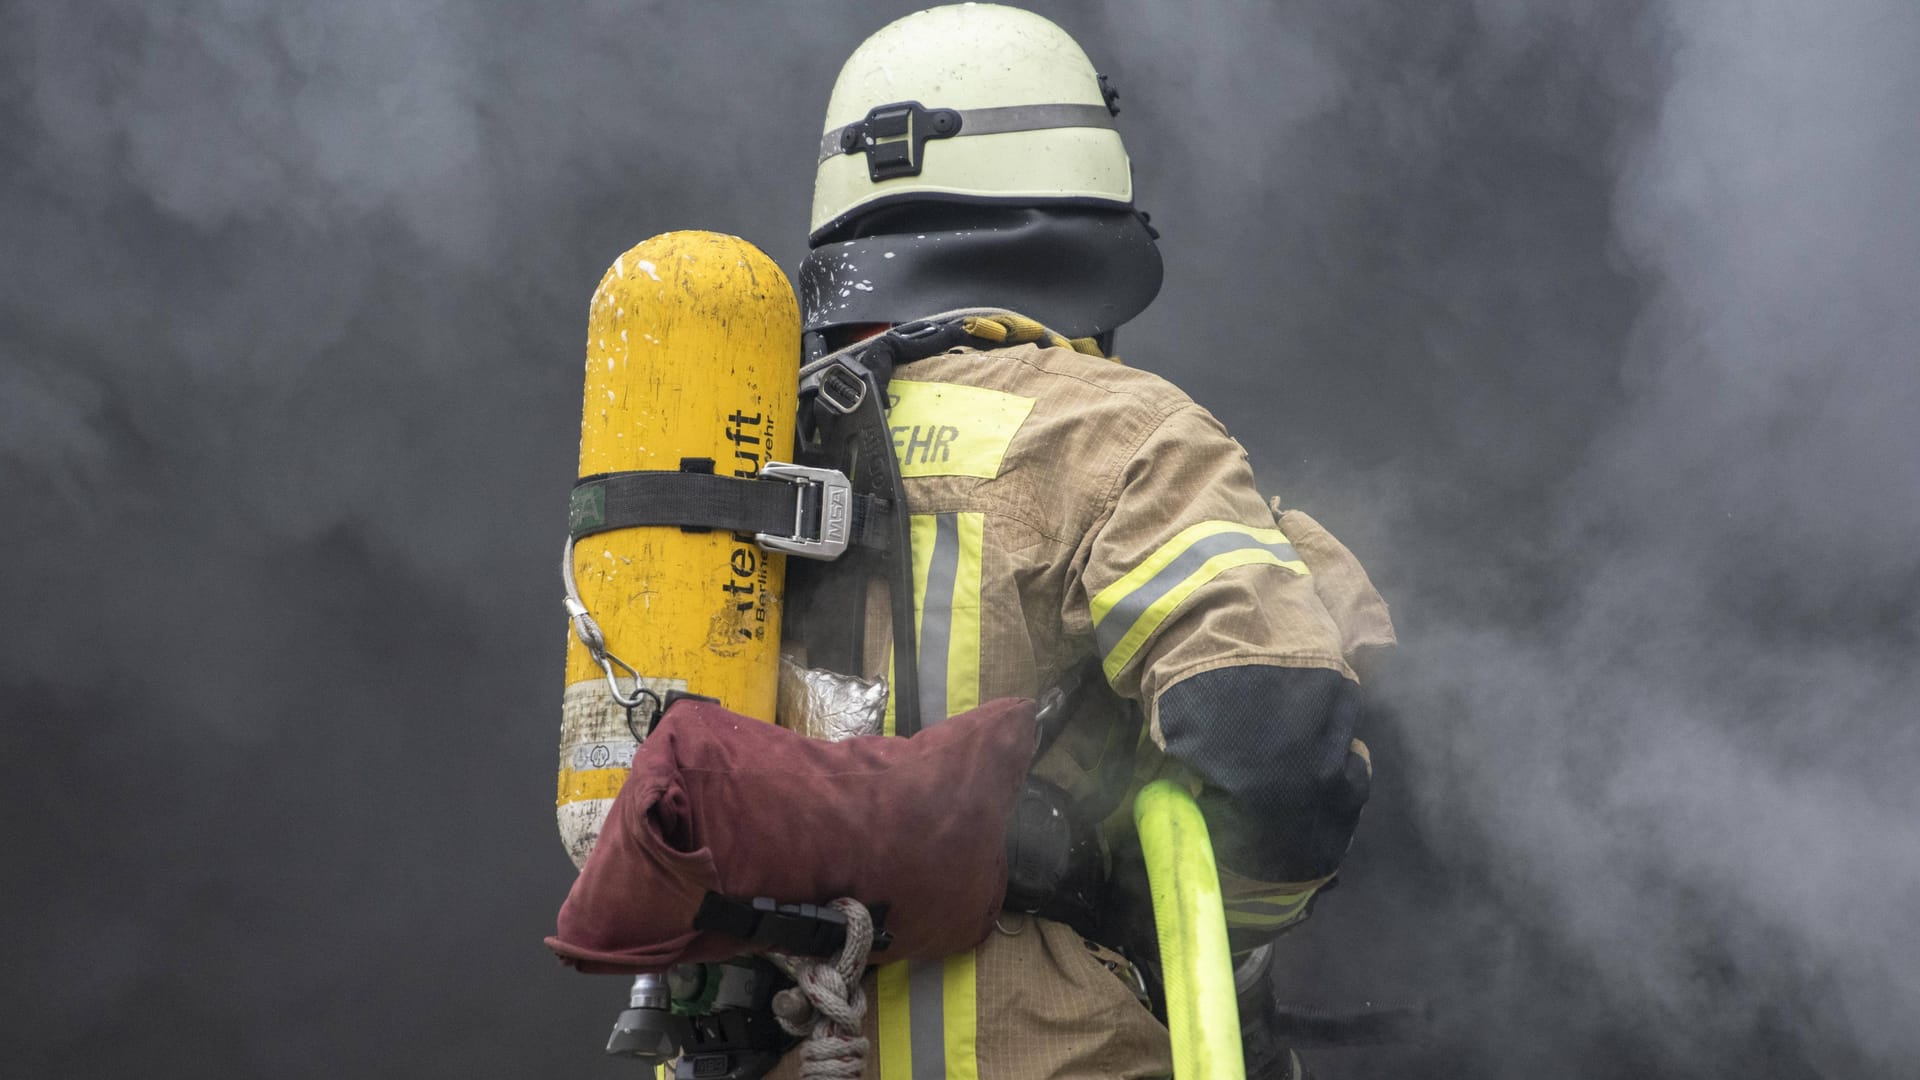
top-left (775, 6), bottom-right (1396, 1078)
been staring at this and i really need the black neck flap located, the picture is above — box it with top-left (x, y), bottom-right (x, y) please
top-left (799, 207), bottom-right (1162, 342)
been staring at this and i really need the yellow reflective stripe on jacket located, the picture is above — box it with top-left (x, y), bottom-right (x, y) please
top-left (887, 380), bottom-right (1036, 478)
top-left (1222, 887), bottom-right (1317, 930)
top-left (941, 950), bottom-right (979, 1080)
top-left (878, 511), bottom-right (985, 1078)
top-left (876, 952), bottom-right (981, 1080)
top-left (1090, 521), bottom-right (1309, 681)
top-left (877, 961), bottom-right (912, 1076)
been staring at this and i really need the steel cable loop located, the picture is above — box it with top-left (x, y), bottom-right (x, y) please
top-left (769, 898), bottom-right (874, 1080)
top-left (561, 536), bottom-right (653, 709)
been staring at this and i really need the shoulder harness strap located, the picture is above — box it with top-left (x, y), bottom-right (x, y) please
top-left (787, 309), bottom-right (1104, 736)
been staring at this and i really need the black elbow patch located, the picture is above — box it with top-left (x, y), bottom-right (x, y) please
top-left (1157, 665), bottom-right (1369, 882)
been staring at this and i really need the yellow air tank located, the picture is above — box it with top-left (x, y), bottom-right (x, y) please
top-left (557, 231), bottom-right (799, 868)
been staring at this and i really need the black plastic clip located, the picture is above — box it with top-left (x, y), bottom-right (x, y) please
top-left (840, 100), bottom-right (962, 181)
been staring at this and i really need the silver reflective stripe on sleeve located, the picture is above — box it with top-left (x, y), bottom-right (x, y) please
top-left (1090, 521), bottom-right (1309, 681)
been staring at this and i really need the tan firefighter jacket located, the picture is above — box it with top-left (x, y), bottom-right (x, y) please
top-left (773, 340), bottom-right (1394, 1080)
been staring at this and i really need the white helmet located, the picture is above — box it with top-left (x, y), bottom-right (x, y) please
top-left (812, 4), bottom-right (1133, 241)
top-left (802, 5), bottom-right (1161, 347)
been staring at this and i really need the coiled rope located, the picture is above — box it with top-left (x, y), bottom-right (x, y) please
top-left (769, 898), bottom-right (875, 1080)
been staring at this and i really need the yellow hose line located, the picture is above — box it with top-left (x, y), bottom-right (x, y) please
top-left (1134, 779), bottom-right (1245, 1080)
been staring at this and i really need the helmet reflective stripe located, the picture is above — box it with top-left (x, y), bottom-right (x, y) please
top-left (811, 4), bottom-right (1136, 242)
top-left (818, 102), bottom-right (1119, 168)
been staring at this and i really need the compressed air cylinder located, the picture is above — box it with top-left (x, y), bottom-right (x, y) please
top-left (558, 231), bottom-right (799, 868)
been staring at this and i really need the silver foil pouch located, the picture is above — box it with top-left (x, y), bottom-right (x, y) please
top-left (776, 653), bottom-right (888, 741)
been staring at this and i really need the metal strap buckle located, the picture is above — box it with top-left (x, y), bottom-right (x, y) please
top-left (756, 462), bottom-right (852, 560)
top-left (817, 361), bottom-right (868, 415)
top-left (890, 318), bottom-right (949, 343)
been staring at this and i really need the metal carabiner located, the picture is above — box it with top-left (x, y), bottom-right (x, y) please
top-left (597, 650), bottom-right (653, 710)
top-left (564, 534), bottom-right (654, 711)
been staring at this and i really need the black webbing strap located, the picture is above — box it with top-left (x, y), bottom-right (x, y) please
top-left (841, 493), bottom-right (896, 552)
top-left (569, 471), bottom-right (798, 541)
top-left (569, 469), bottom-right (892, 552)
top-left (786, 313), bottom-right (1046, 734)
top-left (790, 337), bottom-right (925, 735)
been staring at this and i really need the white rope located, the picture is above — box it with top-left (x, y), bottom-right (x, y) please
top-left (769, 898), bottom-right (874, 1080)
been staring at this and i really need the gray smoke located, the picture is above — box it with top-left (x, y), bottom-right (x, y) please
top-left (1443, 2), bottom-right (1920, 1071)
top-left (2, 2), bottom-right (1914, 1076)
top-left (1194, 2), bottom-right (1920, 1076)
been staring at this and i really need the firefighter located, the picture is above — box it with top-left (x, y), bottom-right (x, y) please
top-left (778, 5), bottom-right (1397, 1078)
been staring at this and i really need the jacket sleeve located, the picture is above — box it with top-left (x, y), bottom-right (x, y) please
top-left (1064, 401), bottom-right (1383, 936)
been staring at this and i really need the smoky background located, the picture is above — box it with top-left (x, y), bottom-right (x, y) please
top-left (3, 1), bottom-right (1916, 1077)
